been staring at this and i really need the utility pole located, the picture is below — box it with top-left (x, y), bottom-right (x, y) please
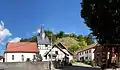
top-left (50, 34), bottom-right (53, 70)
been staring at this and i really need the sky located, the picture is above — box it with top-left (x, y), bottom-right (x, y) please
top-left (0, 0), bottom-right (90, 55)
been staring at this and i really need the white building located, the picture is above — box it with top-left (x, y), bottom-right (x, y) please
top-left (37, 26), bottom-right (52, 61)
top-left (44, 43), bottom-right (73, 63)
top-left (4, 26), bottom-right (73, 62)
top-left (36, 27), bottom-right (73, 61)
top-left (77, 44), bottom-right (96, 61)
top-left (4, 42), bottom-right (38, 62)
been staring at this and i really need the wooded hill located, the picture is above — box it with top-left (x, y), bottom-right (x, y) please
top-left (20, 30), bottom-right (94, 53)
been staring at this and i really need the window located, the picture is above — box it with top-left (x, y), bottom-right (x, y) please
top-left (33, 55), bottom-right (36, 59)
top-left (12, 55), bottom-right (14, 60)
top-left (89, 57), bottom-right (91, 60)
top-left (89, 50), bottom-right (91, 53)
top-left (45, 56), bottom-right (47, 59)
top-left (45, 44), bottom-right (48, 47)
top-left (55, 51), bottom-right (58, 55)
top-left (85, 57), bottom-right (88, 60)
top-left (21, 55), bottom-right (24, 61)
top-left (80, 58), bottom-right (81, 60)
top-left (87, 51), bottom-right (88, 53)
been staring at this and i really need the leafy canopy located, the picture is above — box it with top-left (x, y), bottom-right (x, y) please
top-left (81, 0), bottom-right (120, 44)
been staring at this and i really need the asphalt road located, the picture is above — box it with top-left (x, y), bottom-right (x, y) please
top-left (61, 66), bottom-right (100, 70)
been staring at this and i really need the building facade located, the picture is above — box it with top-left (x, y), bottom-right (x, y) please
top-left (77, 44), bottom-right (96, 61)
top-left (44, 43), bottom-right (73, 63)
top-left (4, 42), bottom-right (38, 62)
top-left (4, 26), bottom-right (73, 62)
top-left (37, 26), bottom-right (52, 61)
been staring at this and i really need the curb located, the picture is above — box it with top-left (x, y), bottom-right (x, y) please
top-left (105, 68), bottom-right (120, 70)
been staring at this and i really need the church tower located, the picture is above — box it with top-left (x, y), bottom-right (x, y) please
top-left (37, 25), bottom-right (51, 61)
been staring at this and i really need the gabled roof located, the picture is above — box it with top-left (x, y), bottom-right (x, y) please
top-left (5, 42), bottom-right (39, 53)
top-left (58, 43), bottom-right (67, 49)
top-left (58, 43), bottom-right (73, 55)
top-left (77, 44), bottom-right (97, 53)
top-left (37, 34), bottom-right (50, 45)
top-left (44, 44), bottom-right (69, 57)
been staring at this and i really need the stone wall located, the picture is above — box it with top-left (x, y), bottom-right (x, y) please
top-left (0, 62), bottom-right (50, 70)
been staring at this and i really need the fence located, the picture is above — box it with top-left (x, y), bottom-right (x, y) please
top-left (0, 62), bottom-right (50, 70)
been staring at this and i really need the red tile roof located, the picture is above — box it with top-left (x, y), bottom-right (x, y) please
top-left (5, 42), bottom-right (39, 53)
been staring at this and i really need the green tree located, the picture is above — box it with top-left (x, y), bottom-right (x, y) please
top-left (77, 35), bottom-right (84, 42)
top-left (20, 30), bottom-right (57, 43)
top-left (44, 30), bottom-right (56, 43)
top-left (20, 35), bottom-right (37, 42)
top-left (70, 33), bottom-right (77, 38)
top-left (81, 0), bottom-right (120, 44)
top-left (30, 35), bottom-right (37, 42)
top-left (64, 34), bottom-right (70, 37)
top-left (84, 34), bottom-right (94, 45)
top-left (36, 54), bottom-right (42, 61)
top-left (55, 37), bottom-right (81, 52)
top-left (45, 30), bottom-right (53, 39)
top-left (68, 45), bottom-right (80, 53)
top-left (79, 40), bottom-right (87, 49)
top-left (56, 31), bottom-right (65, 38)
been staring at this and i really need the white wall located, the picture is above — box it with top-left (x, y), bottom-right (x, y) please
top-left (38, 44), bottom-right (51, 50)
top-left (5, 53), bottom-right (36, 62)
top-left (0, 59), bottom-right (3, 62)
top-left (47, 47), bottom-right (73, 63)
top-left (62, 49), bottom-right (73, 62)
top-left (51, 47), bottom-right (66, 60)
top-left (77, 48), bottom-right (95, 61)
top-left (38, 44), bottom-right (51, 61)
top-left (40, 50), bottom-right (50, 61)
top-left (91, 49), bottom-right (95, 60)
top-left (38, 44), bottom-right (73, 62)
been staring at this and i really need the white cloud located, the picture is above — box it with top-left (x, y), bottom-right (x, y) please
top-left (64, 32), bottom-right (76, 34)
top-left (37, 29), bottom-right (40, 33)
top-left (9, 37), bottom-right (21, 43)
top-left (0, 21), bottom-right (12, 44)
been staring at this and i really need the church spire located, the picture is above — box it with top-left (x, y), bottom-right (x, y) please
top-left (40, 24), bottom-right (44, 33)
top-left (37, 24), bottom-right (50, 45)
top-left (39, 24), bottom-right (45, 39)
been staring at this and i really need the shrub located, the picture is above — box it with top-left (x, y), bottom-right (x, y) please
top-left (71, 59), bottom-right (76, 63)
top-left (83, 60), bottom-right (93, 66)
top-left (36, 54), bottom-right (42, 61)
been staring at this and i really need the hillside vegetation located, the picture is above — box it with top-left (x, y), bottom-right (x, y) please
top-left (20, 30), bottom-right (94, 53)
